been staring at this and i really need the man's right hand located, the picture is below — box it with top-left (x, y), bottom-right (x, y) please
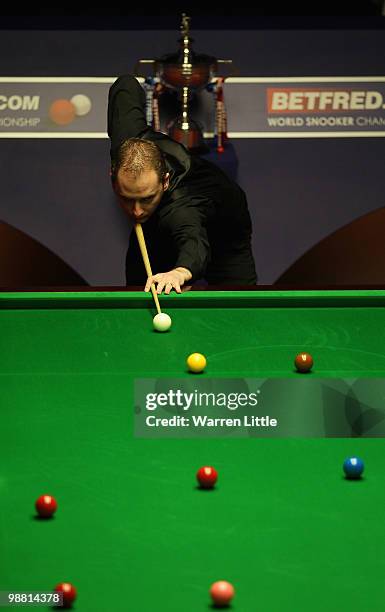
top-left (144, 267), bottom-right (192, 294)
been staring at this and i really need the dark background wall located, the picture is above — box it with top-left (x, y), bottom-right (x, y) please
top-left (0, 13), bottom-right (384, 285)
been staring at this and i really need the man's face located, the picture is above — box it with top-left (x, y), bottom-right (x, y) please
top-left (115, 168), bottom-right (169, 223)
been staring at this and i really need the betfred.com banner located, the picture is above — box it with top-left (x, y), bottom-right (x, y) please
top-left (0, 76), bottom-right (384, 138)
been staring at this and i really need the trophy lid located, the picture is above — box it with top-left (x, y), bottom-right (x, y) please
top-left (156, 14), bottom-right (217, 89)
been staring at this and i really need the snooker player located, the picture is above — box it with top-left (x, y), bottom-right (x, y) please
top-left (108, 74), bottom-right (257, 294)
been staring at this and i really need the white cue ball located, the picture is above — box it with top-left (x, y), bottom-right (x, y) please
top-left (70, 94), bottom-right (92, 116)
top-left (153, 313), bottom-right (172, 332)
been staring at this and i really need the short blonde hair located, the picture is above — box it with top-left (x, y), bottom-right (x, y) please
top-left (112, 138), bottom-right (167, 182)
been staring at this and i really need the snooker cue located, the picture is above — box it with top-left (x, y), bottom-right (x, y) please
top-left (134, 223), bottom-right (161, 315)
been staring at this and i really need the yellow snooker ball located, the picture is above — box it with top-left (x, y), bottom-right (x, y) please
top-left (187, 353), bottom-right (207, 373)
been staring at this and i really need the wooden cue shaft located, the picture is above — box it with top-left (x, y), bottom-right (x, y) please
top-left (134, 223), bottom-right (161, 315)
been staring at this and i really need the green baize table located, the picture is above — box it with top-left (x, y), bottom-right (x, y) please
top-left (1, 290), bottom-right (385, 611)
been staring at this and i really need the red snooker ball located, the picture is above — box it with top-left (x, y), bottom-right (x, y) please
top-left (54, 583), bottom-right (77, 608)
top-left (210, 580), bottom-right (235, 607)
top-left (35, 494), bottom-right (57, 518)
top-left (197, 466), bottom-right (218, 489)
top-left (294, 352), bottom-right (314, 373)
top-left (49, 99), bottom-right (76, 125)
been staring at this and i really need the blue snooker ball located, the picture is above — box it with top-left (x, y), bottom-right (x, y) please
top-left (343, 457), bottom-right (364, 479)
